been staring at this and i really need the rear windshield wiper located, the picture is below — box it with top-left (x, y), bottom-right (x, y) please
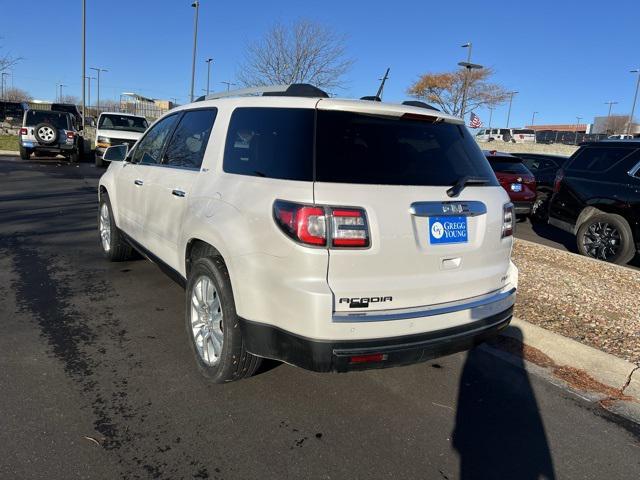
top-left (446, 176), bottom-right (489, 198)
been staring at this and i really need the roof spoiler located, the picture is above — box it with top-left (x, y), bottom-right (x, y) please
top-left (196, 83), bottom-right (329, 102)
top-left (402, 100), bottom-right (441, 112)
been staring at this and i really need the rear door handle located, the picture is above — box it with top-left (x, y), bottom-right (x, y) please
top-left (134, 179), bottom-right (143, 186)
top-left (172, 189), bottom-right (186, 198)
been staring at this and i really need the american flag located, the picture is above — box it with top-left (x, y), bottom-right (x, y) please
top-left (469, 112), bottom-right (483, 128)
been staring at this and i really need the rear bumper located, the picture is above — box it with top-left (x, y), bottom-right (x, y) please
top-left (240, 305), bottom-right (514, 373)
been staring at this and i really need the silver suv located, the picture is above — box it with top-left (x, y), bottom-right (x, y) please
top-left (97, 84), bottom-right (518, 383)
top-left (19, 109), bottom-right (82, 161)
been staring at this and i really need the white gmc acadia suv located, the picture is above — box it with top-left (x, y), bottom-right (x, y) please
top-left (97, 84), bottom-right (518, 383)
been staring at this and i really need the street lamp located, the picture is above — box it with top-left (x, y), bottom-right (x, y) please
top-left (575, 116), bottom-right (583, 145)
top-left (205, 58), bottom-right (213, 96)
top-left (458, 42), bottom-right (483, 121)
top-left (90, 67), bottom-right (108, 113)
top-left (59, 84), bottom-right (67, 102)
top-left (81, 0), bottom-right (86, 129)
top-left (189, 1), bottom-right (200, 102)
top-left (487, 106), bottom-right (494, 135)
top-left (531, 111), bottom-right (538, 127)
top-left (85, 76), bottom-right (96, 113)
top-left (221, 81), bottom-right (237, 92)
top-left (505, 91), bottom-right (518, 128)
top-left (627, 69), bottom-right (640, 136)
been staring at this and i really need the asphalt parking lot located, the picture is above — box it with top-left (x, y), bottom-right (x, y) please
top-left (1, 155), bottom-right (639, 479)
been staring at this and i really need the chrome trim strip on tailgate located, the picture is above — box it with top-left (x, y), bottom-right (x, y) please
top-left (332, 288), bottom-right (516, 323)
top-left (409, 201), bottom-right (487, 217)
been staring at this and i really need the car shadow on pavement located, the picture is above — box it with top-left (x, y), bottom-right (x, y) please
top-left (453, 327), bottom-right (556, 480)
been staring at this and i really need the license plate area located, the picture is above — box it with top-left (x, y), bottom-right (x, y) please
top-left (510, 183), bottom-right (522, 192)
top-left (429, 216), bottom-right (468, 244)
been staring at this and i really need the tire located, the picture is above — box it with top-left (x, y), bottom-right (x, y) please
top-left (34, 122), bottom-right (58, 145)
top-left (19, 146), bottom-right (30, 160)
top-left (576, 213), bottom-right (636, 265)
top-left (98, 193), bottom-right (133, 261)
top-left (69, 149), bottom-right (79, 163)
top-left (185, 252), bottom-right (261, 383)
top-left (95, 155), bottom-right (104, 167)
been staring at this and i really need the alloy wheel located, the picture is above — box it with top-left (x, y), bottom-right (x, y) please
top-left (190, 275), bottom-right (224, 366)
top-left (582, 221), bottom-right (621, 261)
top-left (99, 203), bottom-right (111, 252)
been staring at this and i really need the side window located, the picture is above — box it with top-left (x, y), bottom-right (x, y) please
top-left (222, 107), bottom-right (314, 181)
top-left (567, 147), bottom-right (635, 173)
top-left (162, 109), bottom-right (217, 169)
top-left (132, 114), bottom-right (180, 165)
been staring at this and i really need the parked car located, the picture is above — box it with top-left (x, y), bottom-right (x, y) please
top-left (484, 150), bottom-right (537, 215)
top-left (608, 134), bottom-right (635, 140)
top-left (18, 109), bottom-right (82, 161)
top-left (94, 112), bottom-right (149, 167)
top-left (513, 152), bottom-right (568, 221)
top-left (97, 84), bottom-right (518, 383)
top-left (476, 128), bottom-right (535, 143)
top-left (548, 140), bottom-right (640, 264)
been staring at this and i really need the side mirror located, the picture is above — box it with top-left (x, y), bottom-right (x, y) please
top-left (103, 144), bottom-right (128, 162)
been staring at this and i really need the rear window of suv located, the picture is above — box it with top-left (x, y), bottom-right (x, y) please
top-left (566, 146), bottom-right (637, 173)
top-left (487, 158), bottom-right (531, 174)
top-left (315, 110), bottom-right (498, 186)
top-left (25, 110), bottom-right (69, 130)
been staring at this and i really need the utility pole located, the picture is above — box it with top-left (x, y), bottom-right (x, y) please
top-left (531, 111), bottom-right (538, 127)
top-left (505, 91), bottom-right (518, 128)
top-left (205, 58), bottom-right (213, 96)
top-left (189, 1), bottom-right (200, 102)
top-left (375, 67), bottom-right (390, 100)
top-left (81, 0), bottom-right (86, 129)
top-left (90, 67), bottom-right (108, 113)
top-left (627, 69), bottom-right (640, 136)
top-left (458, 43), bottom-right (484, 120)
top-left (221, 81), bottom-right (236, 92)
top-left (85, 76), bottom-right (96, 113)
top-left (604, 101), bottom-right (618, 134)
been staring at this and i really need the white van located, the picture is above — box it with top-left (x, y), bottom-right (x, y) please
top-left (476, 128), bottom-right (535, 143)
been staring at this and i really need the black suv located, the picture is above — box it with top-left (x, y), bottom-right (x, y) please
top-left (514, 152), bottom-right (568, 220)
top-left (548, 141), bottom-right (640, 264)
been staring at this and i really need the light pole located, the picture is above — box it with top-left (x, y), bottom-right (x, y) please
top-left (0, 72), bottom-right (9, 100)
top-left (189, 1), bottom-right (200, 102)
top-left (575, 116), bottom-right (582, 145)
top-left (505, 91), bottom-right (518, 128)
top-left (205, 58), bottom-right (213, 96)
top-left (81, 0), bottom-right (86, 129)
top-left (458, 42), bottom-right (483, 121)
top-left (627, 69), bottom-right (640, 136)
top-left (90, 67), bottom-right (108, 113)
top-left (531, 111), bottom-right (538, 127)
top-left (59, 84), bottom-right (67, 102)
top-left (221, 81), bottom-right (237, 92)
top-left (487, 106), bottom-right (494, 135)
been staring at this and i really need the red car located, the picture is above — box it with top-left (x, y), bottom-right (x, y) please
top-left (484, 150), bottom-right (537, 215)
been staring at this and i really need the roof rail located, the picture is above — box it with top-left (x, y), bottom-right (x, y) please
top-left (196, 83), bottom-right (329, 102)
top-left (402, 100), bottom-right (441, 112)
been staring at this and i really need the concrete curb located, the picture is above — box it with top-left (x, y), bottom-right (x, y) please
top-left (0, 150), bottom-right (18, 156)
top-left (502, 318), bottom-right (640, 399)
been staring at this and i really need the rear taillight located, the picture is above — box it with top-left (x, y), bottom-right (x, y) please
top-left (19, 128), bottom-right (27, 135)
top-left (553, 169), bottom-right (564, 193)
top-left (502, 203), bottom-right (514, 238)
top-left (66, 131), bottom-right (75, 139)
top-left (273, 200), bottom-right (370, 248)
top-left (330, 208), bottom-right (369, 247)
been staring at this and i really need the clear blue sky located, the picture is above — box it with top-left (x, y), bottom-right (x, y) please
top-left (2, 0), bottom-right (639, 127)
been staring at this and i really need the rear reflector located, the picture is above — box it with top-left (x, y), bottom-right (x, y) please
top-left (349, 353), bottom-right (387, 364)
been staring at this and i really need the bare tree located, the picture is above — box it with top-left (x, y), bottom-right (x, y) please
top-left (0, 45), bottom-right (21, 74)
top-left (407, 67), bottom-right (510, 117)
top-left (59, 94), bottom-right (80, 105)
top-left (603, 114), bottom-right (630, 135)
top-left (237, 19), bottom-right (353, 90)
top-left (2, 87), bottom-right (31, 102)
